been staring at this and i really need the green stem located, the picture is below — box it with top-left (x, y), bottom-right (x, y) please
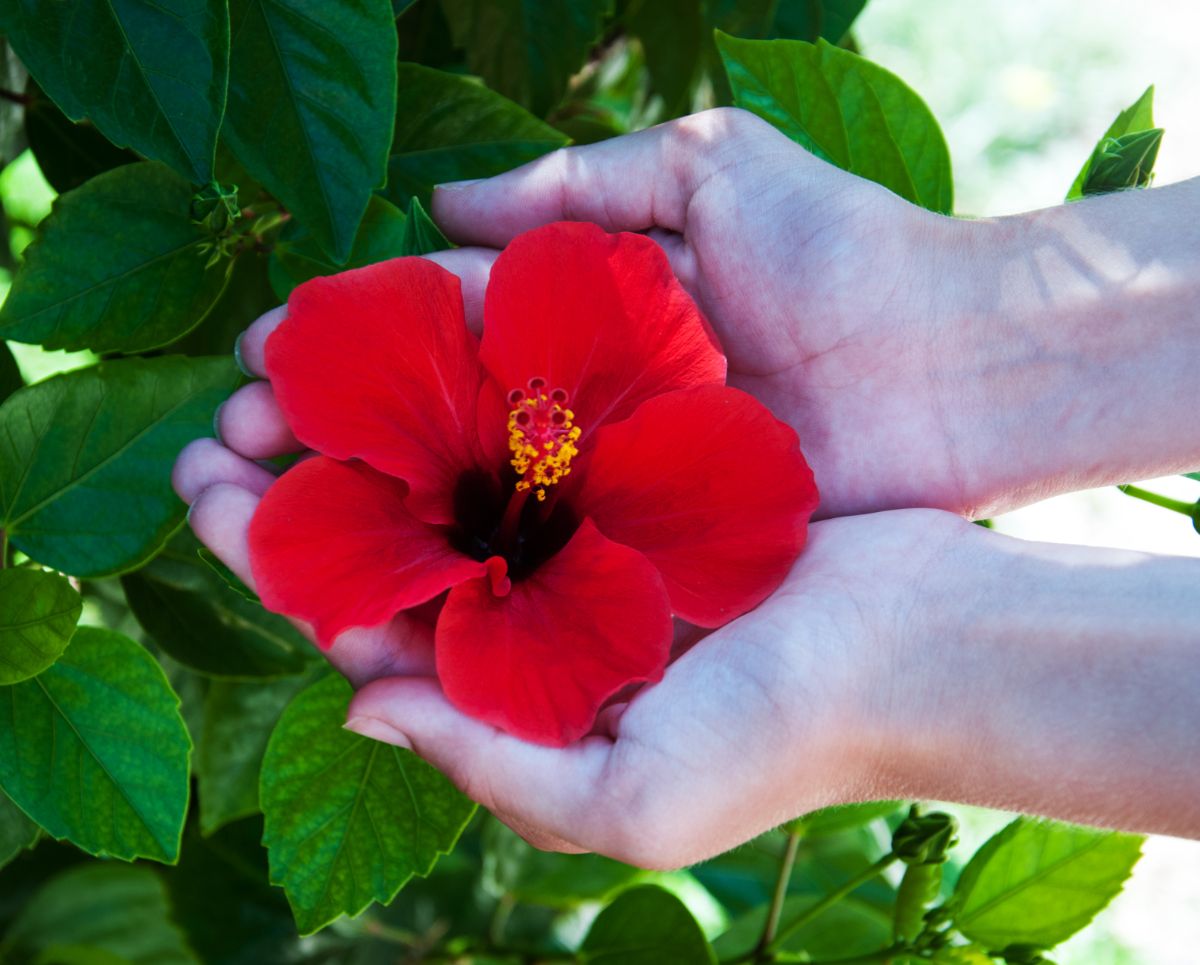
top-left (768, 853), bottom-right (898, 954)
top-left (489, 893), bottom-right (516, 948)
top-left (757, 830), bottom-right (802, 956)
top-left (1118, 484), bottom-right (1196, 516)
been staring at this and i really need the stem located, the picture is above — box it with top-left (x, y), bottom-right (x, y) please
top-left (0, 88), bottom-right (30, 106)
top-left (489, 894), bottom-right (516, 948)
top-left (757, 830), bottom-right (802, 955)
top-left (1118, 484), bottom-right (1196, 516)
top-left (768, 853), bottom-right (898, 954)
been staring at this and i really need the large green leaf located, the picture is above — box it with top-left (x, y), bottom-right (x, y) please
top-left (122, 531), bottom-right (313, 680)
top-left (716, 33), bottom-right (953, 213)
top-left (0, 788), bottom-right (39, 871)
top-left (580, 884), bottom-right (715, 964)
top-left (1, 863), bottom-right (198, 965)
top-left (260, 674), bottom-right (475, 934)
top-left (23, 79), bottom-right (140, 194)
top-left (954, 817), bottom-right (1143, 948)
top-left (399, 197), bottom-right (451, 255)
top-left (1067, 85), bottom-right (1155, 200)
top-left (441, 0), bottom-right (614, 117)
top-left (0, 0), bottom-right (227, 184)
top-left (0, 163), bottom-right (233, 353)
top-left (772, 0), bottom-right (868, 43)
top-left (196, 674), bottom-right (313, 835)
top-left (269, 195), bottom-right (409, 299)
top-left (0, 627), bottom-right (192, 863)
top-left (0, 343), bottom-right (21, 403)
top-left (0, 568), bottom-right (81, 684)
top-left (384, 62), bottom-right (567, 208)
top-left (0, 355), bottom-right (239, 577)
top-left (223, 0), bottom-right (397, 263)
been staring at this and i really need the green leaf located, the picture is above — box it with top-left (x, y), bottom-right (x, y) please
top-left (23, 79), bottom-right (140, 195)
top-left (122, 531), bottom-right (313, 680)
top-left (1080, 128), bottom-right (1163, 198)
top-left (1, 863), bottom-right (198, 965)
top-left (0, 343), bottom-right (22, 403)
top-left (712, 892), bottom-right (891, 960)
top-left (441, 0), bottom-right (615, 117)
top-left (197, 547), bottom-right (260, 602)
top-left (224, 0), bottom-right (397, 263)
top-left (0, 163), bottom-right (233, 353)
top-left (0, 0), bottom-right (228, 184)
top-left (482, 817), bottom-right (644, 908)
top-left (772, 0), bottom-right (868, 43)
top-left (0, 355), bottom-right (239, 577)
top-left (581, 884), bottom-right (715, 964)
top-left (954, 817), bottom-right (1143, 948)
top-left (0, 626), bottom-right (192, 863)
top-left (196, 674), bottom-right (313, 835)
top-left (400, 197), bottom-right (451, 256)
top-left (384, 62), bottom-right (567, 208)
top-left (1185, 471), bottom-right (1200, 482)
top-left (782, 801), bottom-right (904, 837)
top-left (0, 787), bottom-right (39, 871)
top-left (268, 195), bottom-right (409, 300)
top-left (716, 33), bottom-right (953, 213)
top-left (260, 674), bottom-right (475, 934)
top-left (1068, 85), bottom-right (1155, 200)
top-left (0, 569), bottom-right (81, 684)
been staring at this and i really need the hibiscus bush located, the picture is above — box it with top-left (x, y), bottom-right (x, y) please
top-left (0, 1), bottom-right (1183, 963)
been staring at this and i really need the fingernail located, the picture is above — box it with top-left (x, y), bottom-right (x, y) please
top-left (344, 716), bottom-right (413, 750)
top-left (233, 332), bottom-right (253, 377)
top-left (433, 178), bottom-right (484, 193)
top-left (212, 402), bottom-right (224, 443)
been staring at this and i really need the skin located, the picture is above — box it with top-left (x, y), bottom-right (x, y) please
top-left (174, 108), bottom-right (1200, 866)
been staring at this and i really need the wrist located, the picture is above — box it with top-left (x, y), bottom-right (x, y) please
top-left (870, 521), bottom-right (1200, 837)
top-left (927, 188), bottom-right (1200, 515)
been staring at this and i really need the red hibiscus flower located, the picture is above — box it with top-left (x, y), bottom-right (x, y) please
top-left (248, 221), bottom-right (819, 745)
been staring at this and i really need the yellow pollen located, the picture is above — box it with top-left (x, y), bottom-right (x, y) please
top-left (506, 382), bottom-right (581, 502)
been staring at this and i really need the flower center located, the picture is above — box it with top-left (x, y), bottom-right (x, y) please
top-left (506, 378), bottom-right (581, 502)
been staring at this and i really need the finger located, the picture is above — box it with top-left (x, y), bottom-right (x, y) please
top-left (431, 110), bottom-right (750, 245)
top-left (421, 246), bottom-right (497, 336)
top-left (186, 482), bottom-right (262, 591)
top-left (235, 305), bottom-right (287, 378)
top-left (347, 678), bottom-right (615, 850)
top-left (173, 437), bottom-right (276, 503)
top-left (216, 381), bottom-right (302, 459)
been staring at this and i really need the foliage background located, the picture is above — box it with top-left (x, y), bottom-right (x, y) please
top-left (0, 0), bottom-right (1197, 963)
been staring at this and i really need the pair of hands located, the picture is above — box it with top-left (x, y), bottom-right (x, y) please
top-left (173, 109), bottom-right (1050, 866)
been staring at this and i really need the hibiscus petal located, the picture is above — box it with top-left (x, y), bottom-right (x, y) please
top-left (266, 258), bottom-right (485, 524)
top-left (479, 222), bottom-right (725, 437)
top-left (576, 385), bottom-right (819, 628)
top-left (248, 456), bottom-right (489, 647)
top-left (436, 519), bottom-right (672, 746)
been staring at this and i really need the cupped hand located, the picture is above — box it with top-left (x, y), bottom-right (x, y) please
top-left (430, 107), bottom-right (987, 519)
